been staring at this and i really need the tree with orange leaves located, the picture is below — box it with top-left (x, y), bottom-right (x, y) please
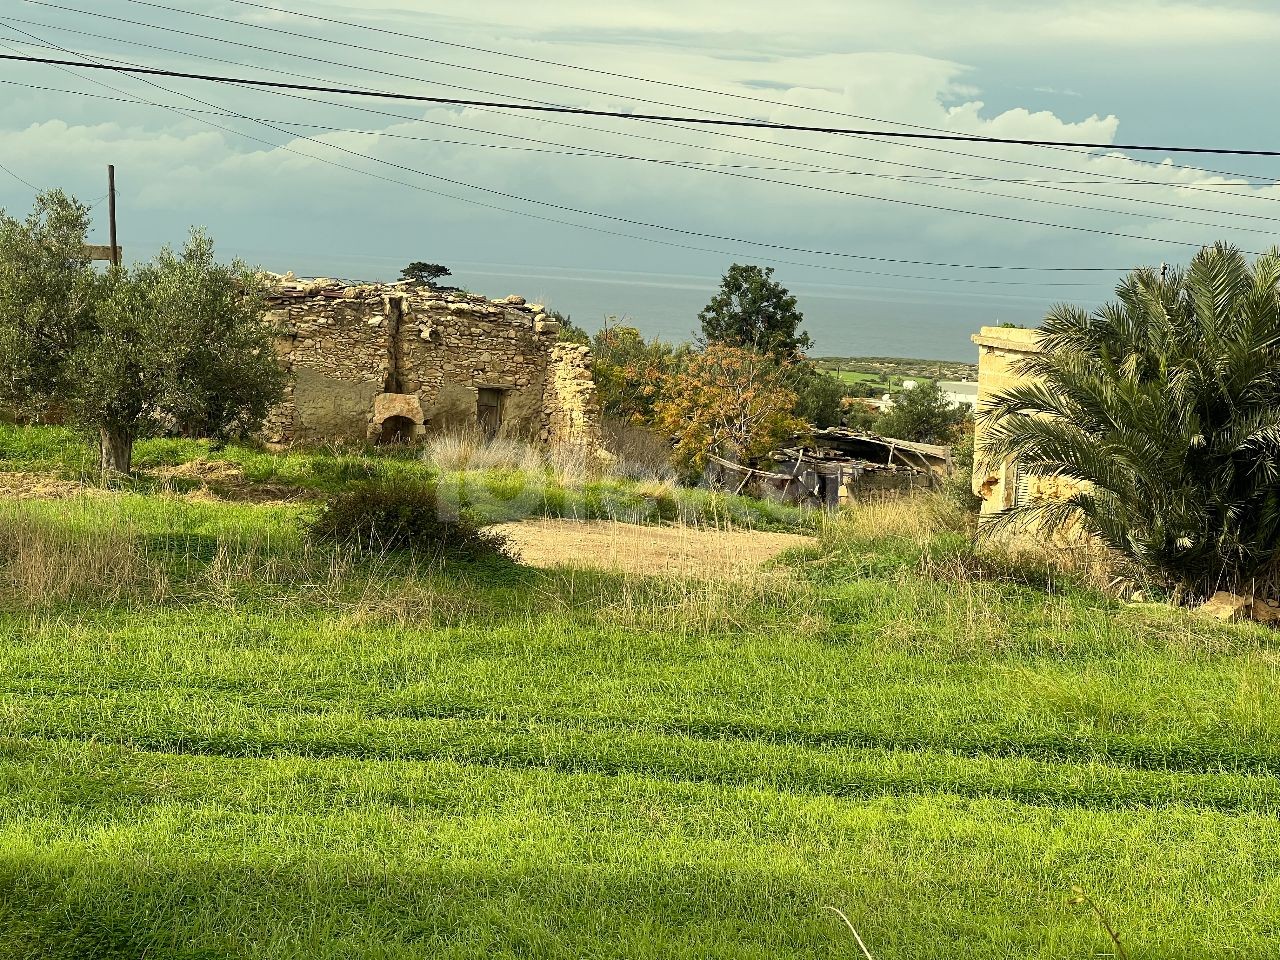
top-left (654, 343), bottom-right (808, 472)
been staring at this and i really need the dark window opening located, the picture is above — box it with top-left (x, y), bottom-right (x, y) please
top-left (477, 388), bottom-right (504, 438)
top-left (379, 415), bottom-right (417, 445)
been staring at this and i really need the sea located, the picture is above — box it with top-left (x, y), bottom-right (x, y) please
top-left (446, 261), bottom-right (1080, 362)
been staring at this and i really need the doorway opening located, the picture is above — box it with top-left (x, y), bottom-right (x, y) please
top-left (477, 388), bottom-right (504, 439)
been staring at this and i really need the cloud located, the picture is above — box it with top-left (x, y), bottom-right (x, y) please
top-left (1, 0), bottom-right (1277, 299)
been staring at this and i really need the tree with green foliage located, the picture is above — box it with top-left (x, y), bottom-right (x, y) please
top-left (699, 264), bottom-right (812, 359)
top-left (981, 243), bottom-right (1280, 599)
top-left (655, 343), bottom-right (807, 472)
top-left (591, 320), bottom-right (687, 424)
top-left (0, 190), bottom-right (95, 412)
top-left (0, 191), bottom-right (283, 475)
top-left (77, 232), bottom-right (282, 474)
top-left (399, 262), bottom-right (451, 287)
top-left (788, 363), bottom-right (848, 428)
top-left (874, 381), bottom-right (967, 444)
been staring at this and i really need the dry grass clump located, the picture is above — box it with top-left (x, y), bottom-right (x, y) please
top-left (425, 428), bottom-right (545, 474)
top-left (543, 562), bottom-right (823, 638)
top-left (817, 493), bottom-right (1125, 596)
top-left (0, 503), bottom-right (167, 608)
top-left (0, 498), bottom-right (483, 625)
top-left (423, 427), bottom-right (610, 485)
top-left (603, 420), bottom-right (677, 483)
top-left (816, 494), bottom-right (973, 558)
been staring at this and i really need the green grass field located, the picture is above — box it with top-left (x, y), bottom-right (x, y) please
top-left (0, 427), bottom-right (1276, 958)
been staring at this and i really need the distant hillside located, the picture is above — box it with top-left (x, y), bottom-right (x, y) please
top-left (814, 356), bottom-right (978, 392)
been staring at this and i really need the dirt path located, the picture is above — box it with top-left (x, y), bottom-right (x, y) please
top-left (491, 518), bottom-right (814, 576)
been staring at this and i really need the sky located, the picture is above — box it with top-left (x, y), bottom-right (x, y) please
top-left (1, 0), bottom-right (1278, 359)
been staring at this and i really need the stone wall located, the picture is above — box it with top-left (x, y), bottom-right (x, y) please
top-left (543, 343), bottom-right (605, 450)
top-left (261, 276), bottom-right (604, 451)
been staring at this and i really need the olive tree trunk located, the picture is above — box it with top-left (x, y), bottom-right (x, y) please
top-left (98, 425), bottom-right (134, 476)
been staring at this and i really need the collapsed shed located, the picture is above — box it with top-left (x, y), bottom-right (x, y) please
top-left (706, 429), bottom-right (952, 507)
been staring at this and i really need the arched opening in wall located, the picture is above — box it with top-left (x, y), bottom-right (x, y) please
top-left (378, 415), bottom-right (417, 446)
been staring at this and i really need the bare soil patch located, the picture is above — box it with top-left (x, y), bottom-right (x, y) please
top-left (492, 518), bottom-right (814, 576)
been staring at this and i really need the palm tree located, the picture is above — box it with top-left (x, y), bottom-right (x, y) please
top-left (978, 243), bottom-right (1280, 600)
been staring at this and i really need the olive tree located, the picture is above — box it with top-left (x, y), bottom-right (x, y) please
top-left (0, 190), bottom-right (282, 475)
top-left (72, 232), bottom-right (283, 473)
top-left (0, 190), bottom-right (95, 411)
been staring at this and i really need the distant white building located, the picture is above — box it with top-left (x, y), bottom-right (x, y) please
top-left (938, 380), bottom-right (979, 409)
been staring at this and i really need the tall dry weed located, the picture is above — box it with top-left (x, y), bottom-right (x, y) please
top-left (0, 504), bottom-right (167, 608)
top-left (424, 426), bottom-right (608, 485)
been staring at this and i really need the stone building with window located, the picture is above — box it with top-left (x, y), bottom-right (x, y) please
top-left (259, 275), bottom-right (603, 451)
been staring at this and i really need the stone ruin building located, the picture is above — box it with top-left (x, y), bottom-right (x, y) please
top-left (259, 275), bottom-right (604, 452)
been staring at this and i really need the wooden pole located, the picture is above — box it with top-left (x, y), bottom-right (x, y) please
top-left (107, 164), bottom-right (118, 267)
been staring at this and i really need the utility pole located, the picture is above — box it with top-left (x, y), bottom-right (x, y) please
top-left (107, 164), bottom-right (119, 267)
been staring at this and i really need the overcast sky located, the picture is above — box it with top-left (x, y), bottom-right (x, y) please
top-left (1, 1), bottom-right (1278, 357)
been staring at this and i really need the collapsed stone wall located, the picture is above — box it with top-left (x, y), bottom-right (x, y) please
top-left (261, 275), bottom-right (604, 451)
top-left (544, 342), bottom-right (604, 450)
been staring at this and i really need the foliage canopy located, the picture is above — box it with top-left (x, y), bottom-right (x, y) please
top-left (699, 264), bottom-right (812, 359)
top-left (0, 191), bottom-right (283, 474)
top-left (874, 381), bottom-right (968, 445)
top-left (654, 343), bottom-right (807, 472)
top-left (399, 262), bottom-right (452, 287)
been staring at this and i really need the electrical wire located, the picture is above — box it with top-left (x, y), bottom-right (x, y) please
top-left (7, 26), bottom-right (1279, 240)
top-left (0, 158), bottom-right (38, 190)
top-left (10, 14), bottom-right (1280, 230)
top-left (29, 0), bottom-right (1275, 246)
top-left (104, 0), bottom-right (1280, 182)
top-left (0, 26), bottom-right (1119, 291)
top-left (2, 33), bottom-right (1269, 256)
top-left (13, 3), bottom-right (1280, 234)
top-left (5, 50), bottom-right (1280, 158)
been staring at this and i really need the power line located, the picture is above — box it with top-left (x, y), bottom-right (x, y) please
top-left (5, 20), bottom-right (1274, 252)
top-left (11, 17), bottom-right (1280, 233)
top-left (3, 38), bottom-right (1255, 258)
top-left (3, 29), bottom-right (1273, 254)
top-left (98, 0), bottom-right (1280, 185)
top-left (7, 28), bottom-right (1277, 241)
top-left (34, 0), bottom-right (1274, 229)
top-left (5, 51), bottom-right (1280, 158)
top-left (13, 7), bottom-right (1280, 229)
top-left (0, 158), bottom-right (38, 190)
top-left (128, 0), bottom-right (1280, 182)
top-left (0, 27), bottom-right (1113, 291)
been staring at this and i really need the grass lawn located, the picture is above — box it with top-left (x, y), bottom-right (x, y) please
top-left (0, 429), bottom-right (1276, 958)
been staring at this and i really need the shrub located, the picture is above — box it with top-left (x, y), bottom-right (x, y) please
top-left (873, 380), bottom-right (968, 444)
top-left (307, 478), bottom-right (515, 562)
top-left (942, 436), bottom-right (983, 516)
